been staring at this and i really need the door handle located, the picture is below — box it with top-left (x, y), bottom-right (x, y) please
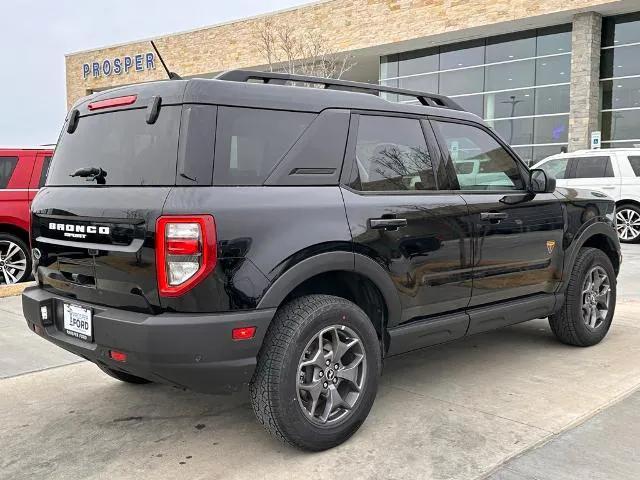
top-left (480, 212), bottom-right (509, 222)
top-left (601, 186), bottom-right (616, 190)
top-left (369, 218), bottom-right (408, 230)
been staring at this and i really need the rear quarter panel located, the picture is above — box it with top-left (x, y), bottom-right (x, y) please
top-left (161, 186), bottom-right (352, 313)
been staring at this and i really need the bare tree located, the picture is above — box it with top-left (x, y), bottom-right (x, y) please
top-left (254, 19), bottom-right (356, 79)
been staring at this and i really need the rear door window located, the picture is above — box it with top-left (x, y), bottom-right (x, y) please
top-left (0, 157), bottom-right (18, 188)
top-left (39, 156), bottom-right (52, 187)
top-left (351, 115), bottom-right (436, 191)
top-left (570, 156), bottom-right (614, 179)
top-left (213, 107), bottom-right (314, 186)
top-left (47, 106), bottom-right (181, 186)
top-left (628, 156), bottom-right (640, 176)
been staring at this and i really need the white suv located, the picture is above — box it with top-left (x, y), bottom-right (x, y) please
top-left (533, 148), bottom-right (640, 243)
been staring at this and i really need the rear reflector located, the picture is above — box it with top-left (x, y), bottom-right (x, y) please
top-left (88, 95), bottom-right (137, 111)
top-left (156, 215), bottom-right (217, 297)
top-left (109, 350), bottom-right (127, 362)
top-left (232, 326), bottom-right (256, 341)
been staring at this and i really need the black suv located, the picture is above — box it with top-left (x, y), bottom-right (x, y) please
top-left (23, 71), bottom-right (621, 451)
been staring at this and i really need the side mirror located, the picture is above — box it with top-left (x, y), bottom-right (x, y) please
top-left (529, 168), bottom-right (556, 194)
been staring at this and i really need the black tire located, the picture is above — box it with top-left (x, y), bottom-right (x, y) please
top-left (97, 364), bottom-right (152, 384)
top-left (549, 247), bottom-right (616, 347)
top-left (0, 233), bottom-right (31, 284)
top-left (616, 203), bottom-right (640, 243)
top-left (250, 294), bottom-right (381, 451)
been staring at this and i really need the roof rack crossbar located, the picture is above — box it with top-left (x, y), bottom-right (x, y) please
top-left (215, 70), bottom-right (463, 111)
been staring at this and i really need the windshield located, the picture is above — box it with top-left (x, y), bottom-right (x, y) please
top-left (47, 106), bottom-right (181, 186)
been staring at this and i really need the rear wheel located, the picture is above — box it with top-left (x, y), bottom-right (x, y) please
top-left (616, 204), bottom-right (640, 243)
top-left (549, 247), bottom-right (616, 347)
top-left (0, 233), bottom-right (30, 285)
top-left (250, 294), bottom-right (381, 451)
top-left (97, 364), bottom-right (152, 384)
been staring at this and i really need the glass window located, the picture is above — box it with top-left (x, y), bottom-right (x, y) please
top-left (601, 44), bottom-right (640, 79)
top-left (512, 146), bottom-right (533, 166)
top-left (603, 13), bottom-right (640, 48)
top-left (398, 48), bottom-right (439, 77)
top-left (486, 31), bottom-right (536, 63)
top-left (399, 74), bottom-right (438, 94)
top-left (485, 89), bottom-right (535, 119)
top-left (489, 118), bottom-right (534, 146)
top-left (535, 54), bottom-right (570, 85)
top-left (353, 116), bottom-right (435, 192)
top-left (535, 84), bottom-right (570, 115)
top-left (433, 121), bottom-right (524, 190)
top-left (485, 59), bottom-right (535, 91)
top-left (534, 115), bottom-right (569, 144)
top-left (39, 156), bottom-right (52, 187)
top-left (452, 94), bottom-right (484, 118)
top-left (48, 107), bottom-right (181, 186)
top-left (601, 110), bottom-right (640, 142)
top-left (439, 67), bottom-right (484, 96)
top-left (628, 156), bottom-right (640, 176)
top-left (602, 141), bottom-right (640, 149)
top-left (538, 157), bottom-right (570, 179)
top-left (0, 157), bottom-right (18, 189)
top-left (533, 145), bottom-right (567, 165)
top-left (214, 107), bottom-right (314, 186)
top-left (536, 25), bottom-right (572, 56)
top-left (601, 77), bottom-right (640, 110)
top-left (571, 156), bottom-right (614, 179)
top-left (440, 40), bottom-right (485, 70)
top-left (380, 55), bottom-right (398, 79)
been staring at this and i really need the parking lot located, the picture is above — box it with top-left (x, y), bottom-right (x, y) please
top-left (0, 245), bottom-right (638, 480)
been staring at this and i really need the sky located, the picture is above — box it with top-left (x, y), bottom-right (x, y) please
top-left (0, 0), bottom-right (314, 146)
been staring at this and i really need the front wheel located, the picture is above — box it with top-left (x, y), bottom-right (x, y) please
top-left (549, 247), bottom-right (616, 347)
top-left (250, 295), bottom-right (381, 451)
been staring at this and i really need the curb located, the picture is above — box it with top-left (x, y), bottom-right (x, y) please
top-left (0, 281), bottom-right (35, 298)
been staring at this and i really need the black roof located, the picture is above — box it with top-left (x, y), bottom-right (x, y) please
top-left (71, 70), bottom-right (480, 123)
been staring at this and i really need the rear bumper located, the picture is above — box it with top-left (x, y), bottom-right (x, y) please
top-left (22, 286), bottom-right (275, 393)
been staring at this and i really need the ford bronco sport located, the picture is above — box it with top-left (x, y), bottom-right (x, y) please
top-left (22, 70), bottom-right (621, 451)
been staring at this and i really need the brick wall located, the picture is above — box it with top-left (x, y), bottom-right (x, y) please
top-left (66, 0), bottom-right (620, 108)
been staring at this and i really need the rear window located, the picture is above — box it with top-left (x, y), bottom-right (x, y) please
top-left (0, 157), bottom-right (18, 188)
top-left (47, 107), bottom-right (181, 186)
top-left (213, 107), bottom-right (314, 185)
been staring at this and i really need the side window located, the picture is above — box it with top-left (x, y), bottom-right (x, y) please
top-left (213, 107), bottom-right (314, 186)
top-left (432, 121), bottom-right (524, 190)
top-left (39, 156), bottom-right (52, 187)
top-left (572, 156), bottom-right (614, 179)
top-left (627, 156), bottom-right (640, 176)
top-left (352, 115), bottom-right (435, 192)
top-left (0, 157), bottom-right (18, 189)
top-left (539, 158), bottom-right (570, 179)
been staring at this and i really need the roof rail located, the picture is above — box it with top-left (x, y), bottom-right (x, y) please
top-left (215, 69), bottom-right (464, 111)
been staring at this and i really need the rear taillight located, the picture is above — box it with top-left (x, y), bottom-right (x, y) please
top-left (156, 215), bottom-right (217, 297)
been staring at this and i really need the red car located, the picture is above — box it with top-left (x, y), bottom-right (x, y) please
top-left (0, 147), bottom-right (53, 284)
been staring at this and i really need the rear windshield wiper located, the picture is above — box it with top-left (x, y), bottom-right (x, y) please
top-left (70, 167), bottom-right (108, 185)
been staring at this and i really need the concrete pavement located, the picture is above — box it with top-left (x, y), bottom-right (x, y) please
top-left (1, 245), bottom-right (639, 480)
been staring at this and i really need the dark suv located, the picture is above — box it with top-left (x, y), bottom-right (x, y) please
top-left (22, 71), bottom-right (621, 451)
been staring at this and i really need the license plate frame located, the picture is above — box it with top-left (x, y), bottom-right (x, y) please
top-left (62, 303), bottom-right (93, 342)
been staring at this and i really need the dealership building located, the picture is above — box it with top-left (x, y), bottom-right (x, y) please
top-left (65, 0), bottom-right (640, 165)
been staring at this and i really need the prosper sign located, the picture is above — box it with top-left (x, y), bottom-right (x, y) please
top-left (83, 52), bottom-right (155, 79)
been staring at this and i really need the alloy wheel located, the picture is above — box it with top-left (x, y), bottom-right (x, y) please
top-left (581, 265), bottom-right (611, 330)
top-left (0, 240), bottom-right (27, 285)
top-left (616, 208), bottom-right (640, 241)
top-left (296, 325), bottom-right (366, 426)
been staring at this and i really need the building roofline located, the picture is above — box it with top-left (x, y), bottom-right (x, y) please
top-left (64, 0), bottom-right (331, 57)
